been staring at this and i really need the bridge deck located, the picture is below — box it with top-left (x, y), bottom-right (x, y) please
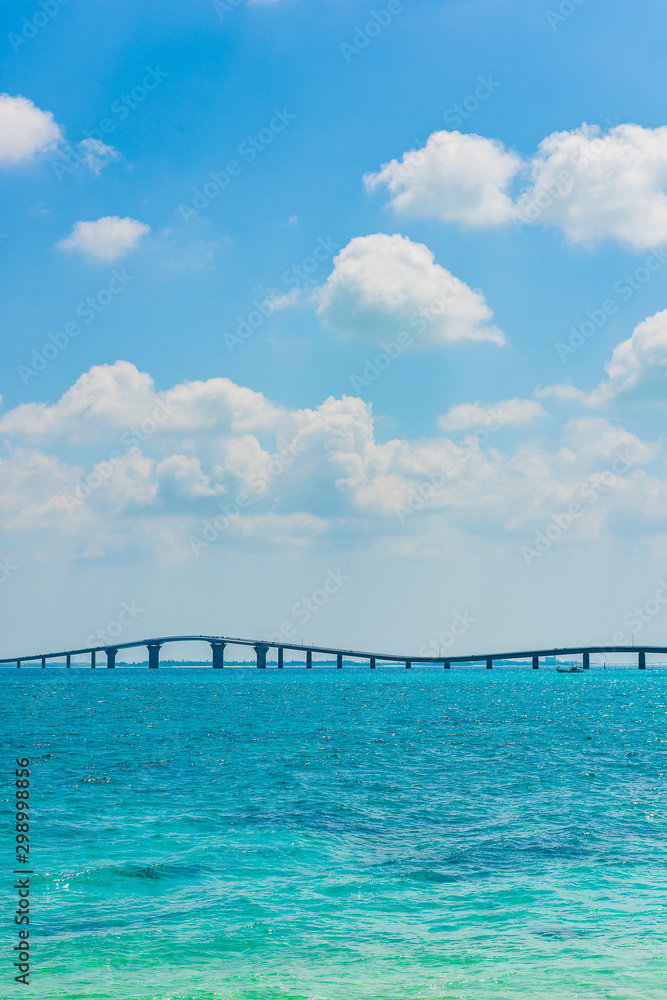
top-left (1, 634), bottom-right (665, 667)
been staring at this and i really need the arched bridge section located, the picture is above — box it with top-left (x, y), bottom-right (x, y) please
top-left (0, 635), bottom-right (665, 670)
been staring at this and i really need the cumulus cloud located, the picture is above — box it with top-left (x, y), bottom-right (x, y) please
top-left (367, 123), bottom-right (667, 250)
top-left (0, 361), bottom-right (663, 567)
top-left (539, 309), bottom-right (667, 407)
top-left (438, 398), bottom-right (547, 432)
top-left (518, 124), bottom-right (667, 248)
top-left (599, 309), bottom-right (667, 398)
top-left (0, 93), bottom-right (62, 165)
top-left (364, 131), bottom-right (520, 227)
top-left (56, 216), bottom-right (150, 262)
top-left (316, 233), bottom-right (505, 346)
top-left (0, 360), bottom-right (282, 443)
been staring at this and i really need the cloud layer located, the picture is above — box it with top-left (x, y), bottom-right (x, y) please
top-left (316, 233), bottom-right (505, 346)
top-left (0, 360), bottom-right (663, 567)
top-left (366, 123), bottom-right (667, 250)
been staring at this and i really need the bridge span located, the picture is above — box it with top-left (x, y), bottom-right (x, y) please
top-left (0, 635), bottom-right (664, 670)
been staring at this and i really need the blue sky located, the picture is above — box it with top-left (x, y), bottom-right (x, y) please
top-left (2, 0), bottom-right (667, 660)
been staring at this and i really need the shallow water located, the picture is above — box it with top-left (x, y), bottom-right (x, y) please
top-left (1, 666), bottom-right (666, 999)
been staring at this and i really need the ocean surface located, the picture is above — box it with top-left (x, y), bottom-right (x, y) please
top-left (1, 666), bottom-right (666, 1000)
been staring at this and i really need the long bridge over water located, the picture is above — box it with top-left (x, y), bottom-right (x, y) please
top-left (0, 635), bottom-right (664, 670)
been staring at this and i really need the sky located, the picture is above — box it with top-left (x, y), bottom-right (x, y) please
top-left (1, 0), bottom-right (667, 662)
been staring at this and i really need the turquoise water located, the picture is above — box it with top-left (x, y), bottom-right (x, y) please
top-left (1, 666), bottom-right (666, 999)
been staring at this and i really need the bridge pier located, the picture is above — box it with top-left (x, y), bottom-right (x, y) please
top-left (10, 638), bottom-right (665, 679)
top-left (254, 643), bottom-right (269, 669)
top-left (147, 643), bottom-right (161, 669)
top-left (211, 641), bottom-right (226, 668)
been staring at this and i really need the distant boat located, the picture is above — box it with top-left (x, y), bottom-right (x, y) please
top-left (557, 663), bottom-right (584, 673)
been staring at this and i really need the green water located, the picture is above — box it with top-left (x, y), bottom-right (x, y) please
top-left (1, 667), bottom-right (666, 999)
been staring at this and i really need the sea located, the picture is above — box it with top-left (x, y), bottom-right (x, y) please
top-left (1, 665), bottom-right (666, 999)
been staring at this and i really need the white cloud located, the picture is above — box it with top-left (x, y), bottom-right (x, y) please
top-left (156, 455), bottom-right (226, 500)
top-left (271, 288), bottom-right (300, 310)
top-left (519, 124), bottom-right (667, 249)
top-left (0, 362), bottom-right (663, 568)
top-left (536, 381), bottom-right (589, 405)
top-left (600, 309), bottom-right (667, 397)
top-left (439, 398), bottom-right (547, 432)
top-left (0, 360), bottom-right (282, 443)
top-left (367, 123), bottom-right (667, 250)
top-left (539, 309), bottom-right (667, 407)
top-left (364, 130), bottom-right (520, 227)
top-left (56, 216), bottom-right (150, 262)
top-left (0, 94), bottom-right (62, 166)
top-left (76, 138), bottom-right (121, 176)
top-left (316, 233), bottom-right (505, 346)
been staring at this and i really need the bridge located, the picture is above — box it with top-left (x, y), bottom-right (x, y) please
top-left (0, 635), bottom-right (664, 669)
